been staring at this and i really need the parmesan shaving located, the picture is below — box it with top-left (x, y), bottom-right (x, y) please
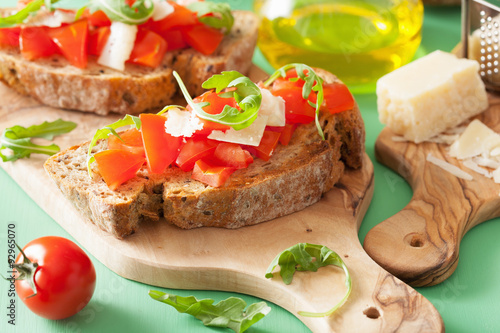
top-left (462, 159), bottom-right (492, 178)
top-left (426, 154), bottom-right (473, 181)
top-left (473, 156), bottom-right (500, 169)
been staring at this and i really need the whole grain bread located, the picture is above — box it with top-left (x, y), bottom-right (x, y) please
top-left (44, 69), bottom-right (365, 239)
top-left (0, 10), bottom-right (258, 116)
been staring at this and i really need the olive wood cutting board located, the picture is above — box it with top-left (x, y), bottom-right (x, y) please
top-left (364, 94), bottom-right (500, 288)
top-left (0, 66), bottom-right (443, 332)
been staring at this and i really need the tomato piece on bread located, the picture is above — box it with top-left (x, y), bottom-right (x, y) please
top-left (94, 149), bottom-right (145, 190)
top-left (20, 26), bottom-right (59, 60)
top-left (176, 138), bottom-right (218, 172)
top-left (128, 29), bottom-right (168, 68)
top-left (140, 113), bottom-right (182, 174)
top-left (192, 159), bottom-right (235, 188)
top-left (107, 128), bottom-right (145, 157)
top-left (47, 20), bottom-right (89, 68)
top-left (213, 143), bottom-right (253, 169)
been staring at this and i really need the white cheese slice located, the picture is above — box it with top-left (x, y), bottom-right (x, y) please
top-left (449, 119), bottom-right (500, 159)
top-left (208, 115), bottom-right (268, 146)
top-left (164, 108), bottom-right (203, 137)
top-left (152, 0), bottom-right (174, 21)
top-left (258, 88), bottom-right (286, 127)
top-left (377, 50), bottom-right (488, 143)
top-left (98, 22), bottom-right (138, 71)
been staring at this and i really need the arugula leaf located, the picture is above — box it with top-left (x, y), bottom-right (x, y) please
top-left (263, 63), bottom-right (325, 140)
top-left (86, 114), bottom-right (141, 177)
top-left (149, 291), bottom-right (271, 333)
top-left (86, 0), bottom-right (154, 25)
top-left (174, 71), bottom-right (262, 131)
top-left (187, 1), bottom-right (234, 33)
top-left (0, 0), bottom-right (61, 28)
top-left (265, 243), bottom-right (352, 317)
top-left (0, 119), bottom-right (77, 162)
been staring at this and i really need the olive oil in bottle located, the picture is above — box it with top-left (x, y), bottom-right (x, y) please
top-left (254, 0), bottom-right (423, 93)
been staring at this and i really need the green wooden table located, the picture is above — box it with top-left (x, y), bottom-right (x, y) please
top-left (1, 1), bottom-right (499, 332)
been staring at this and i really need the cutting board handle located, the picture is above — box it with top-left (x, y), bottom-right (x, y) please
top-left (364, 130), bottom-right (500, 287)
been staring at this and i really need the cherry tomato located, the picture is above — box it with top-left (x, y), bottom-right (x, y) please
top-left (128, 29), bottom-right (168, 68)
top-left (47, 19), bottom-right (89, 68)
top-left (192, 159), bottom-right (235, 187)
top-left (94, 149), bottom-right (145, 190)
top-left (140, 113), bottom-right (182, 174)
top-left (14, 236), bottom-right (96, 320)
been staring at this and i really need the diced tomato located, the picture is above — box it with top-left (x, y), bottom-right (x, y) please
top-left (182, 23), bottom-right (224, 55)
top-left (213, 143), bottom-right (253, 169)
top-left (270, 85), bottom-right (316, 124)
top-left (175, 138), bottom-right (218, 172)
top-left (94, 149), bottom-right (145, 191)
top-left (140, 114), bottom-right (182, 174)
top-left (85, 10), bottom-right (111, 27)
top-left (47, 19), bottom-right (89, 68)
top-left (279, 123), bottom-right (296, 145)
top-left (252, 130), bottom-right (281, 161)
top-left (87, 26), bottom-right (110, 56)
top-left (162, 28), bottom-right (188, 51)
top-left (191, 91), bottom-right (236, 136)
top-left (322, 82), bottom-right (355, 114)
top-left (107, 128), bottom-right (145, 157)
top-left (128, 29), bottom-right (168, 68)
top-left (0, 27), bottom-right (21, 47)
top-left (20, 26), bottom-right (59, 60)
top-left (146, 1), bottom-right (198, 34)
top-left (192, 159), bottom-right (235, 187)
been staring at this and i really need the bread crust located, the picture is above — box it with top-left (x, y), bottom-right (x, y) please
top-left (0, 11), bottom-right (258, 115)
top-left (44, 70), bottom-right (365, 239)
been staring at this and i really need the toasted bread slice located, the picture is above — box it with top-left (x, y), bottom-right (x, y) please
top-left (0, 11), bottom-right (258, 115)
top-left (44, 69), bottom-right (365, 239)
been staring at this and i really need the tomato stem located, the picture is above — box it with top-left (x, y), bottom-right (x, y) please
top-left (13, 243), bottom-right (38, 299)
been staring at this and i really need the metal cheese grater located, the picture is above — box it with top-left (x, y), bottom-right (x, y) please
top-left (462, 0), bottom-right (500, 91)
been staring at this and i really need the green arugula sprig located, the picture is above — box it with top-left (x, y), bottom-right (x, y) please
top-left (0, 119), bottom-right (77, 162)
top-left (263, 63), bottom-right (325, 140)
top-left (84, 0), bottom-right (154, 25)
top-left (85, 105), bottom-right (182, 177)
top-left (86, 114), bottom-right (141, 177)
top-left (174, 70), bottom-right (262, 131)
top-left (1, 0), bottom-right (234, 28)
top-left (265, 243), bottom-right (351, 317)
top-left (149, 291), bottom-right (271, 333)
top-left (187, 1), bottom-right (234, 33)
top-left (0, 0), bottom-right (60, 28)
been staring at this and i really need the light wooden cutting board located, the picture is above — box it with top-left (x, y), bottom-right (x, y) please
top-left (364, 94), bottom-right (500, 287)
top-left (0, 67), bottom-right (443, 332)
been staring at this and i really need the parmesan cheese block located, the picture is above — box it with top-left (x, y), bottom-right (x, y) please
top-left (377, 50), bottom-right (488, 143)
